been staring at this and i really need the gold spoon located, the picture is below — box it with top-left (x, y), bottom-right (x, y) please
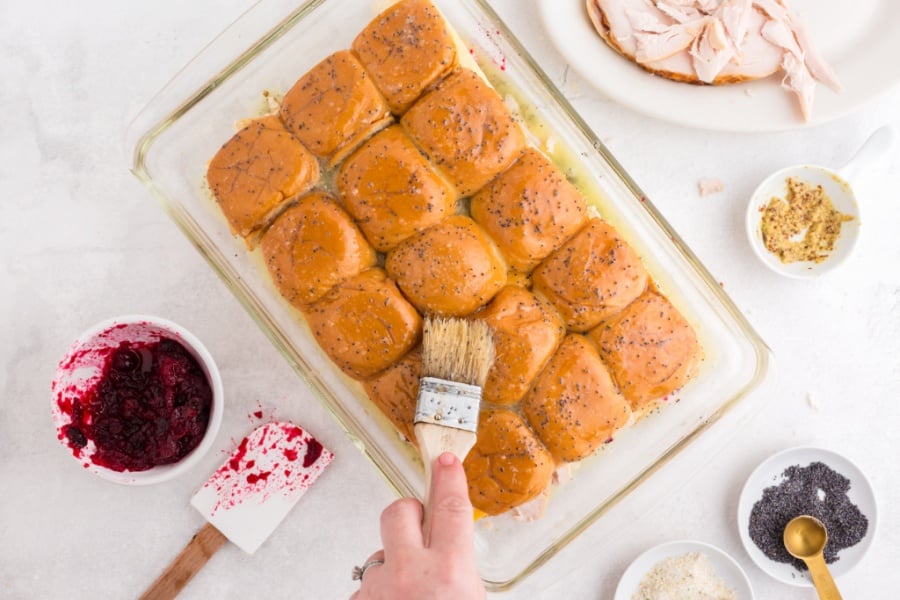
top-left (783, 515), bottom-right (843, 600)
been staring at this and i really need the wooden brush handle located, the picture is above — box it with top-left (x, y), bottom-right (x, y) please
top-left (139, 522), bottom-right (228, 600)
top-left (414, 422), bottom-right (476, 547)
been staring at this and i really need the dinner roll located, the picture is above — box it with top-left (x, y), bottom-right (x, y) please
top-left (385, 215), bottom-right (507, 317)
top-left (352, 0), bottom-right (457, 114)
top-left (588, 289), bottom-right (701, 413)
top-left (522, 334), bottom-right (631, 463)
top-left (336, 125), bottom-right (456, 252)
top-left (305, 268), bottom-right (422, 379)
top-left (207, 116), bottom-right (319, 242)
top-left (473, 286), bottom-right (564, 406)
top-left (362, 348), bottom-right (422, 445)
top-left (470, 148), bottom-right (589, 271)
top-left (260, 191), bottom-right (377, 308)
top-left (401, 68), bottom-right (526, 196)
top-left (533, 218), bottom-right (648, 332)
top-left (463, 409), bottom-right (555, 516)
top-left (280, 50), bottom-right (392, 166)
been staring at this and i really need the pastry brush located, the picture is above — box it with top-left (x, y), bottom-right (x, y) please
top-left (415, 316), bottom-right (494, 544)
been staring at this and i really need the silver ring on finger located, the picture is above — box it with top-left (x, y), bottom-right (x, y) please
top-left (351, 559), bottom-right (385, 582)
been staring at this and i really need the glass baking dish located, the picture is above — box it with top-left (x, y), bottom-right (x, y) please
top-left (128, 0), bottom-right (771, 590)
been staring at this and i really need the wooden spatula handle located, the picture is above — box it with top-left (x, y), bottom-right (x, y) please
top-left (140, 522), bottom-right (228, 600)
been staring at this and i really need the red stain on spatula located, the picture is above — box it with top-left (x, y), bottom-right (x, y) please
top-left (202, 421), bottom-right (333, 515)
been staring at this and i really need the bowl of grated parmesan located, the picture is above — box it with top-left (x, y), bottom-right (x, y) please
top-left (615, 540), bottom-right (753, 600)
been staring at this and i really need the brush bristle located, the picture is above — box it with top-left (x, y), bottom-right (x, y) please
top-left (421, 317), bottom-right (495, 387)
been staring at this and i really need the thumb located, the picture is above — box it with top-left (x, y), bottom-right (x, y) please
top-left (427, 452), bottom-right (475, 552)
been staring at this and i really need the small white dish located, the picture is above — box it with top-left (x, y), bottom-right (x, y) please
top-left (745, 125), bottom-right (893, 278)
top-left (615, 540), bottom-right (754, 599)
top-left (51, 315), bottom-right (224, 485)
top-left (746, 165), bottom-right (860, 278)
top-left (737, 446), bottom-right (877, 586)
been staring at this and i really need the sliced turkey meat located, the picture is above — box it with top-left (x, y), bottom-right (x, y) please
top-left (695, 0), bottom-right (721, 11)
top-left (637, 19), bottom-right (708, 62)
top-left (511, 490), bottom-right (550, 521)
top-left (586, 0), bottom-right (842, 120)
top-left (781, 52), bottom-right (816, 121)
top-left (656, 1), bottom-right (703, 23)
top-left (752, 0), bottom-right (788, 22)
top-left (719, 0), bottom-right (753, 53)
top-left (761, 17), bottom-right (803, 58)
top-left (626, 1), bottom-right (675, 33)
top-left (691, 18), bottom-right (736, 83)
top-left (718, 7), bottom-right (782, 78)
top-left (786, 16), bottom-right (843, 92)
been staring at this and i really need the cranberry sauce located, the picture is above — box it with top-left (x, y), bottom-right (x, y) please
top-left (60, 337), bottom-right (212, 472)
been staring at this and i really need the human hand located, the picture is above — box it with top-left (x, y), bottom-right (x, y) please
top-left (350, 452), bottom-right (486, 600)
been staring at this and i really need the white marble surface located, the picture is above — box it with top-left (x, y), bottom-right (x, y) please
top-left (1, 1), bottom-right (898, 598)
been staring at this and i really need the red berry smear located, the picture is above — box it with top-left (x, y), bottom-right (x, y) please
top-left (58, 338), bottom-right (212, 472)
top-left (200, 422), bottom-right (333, 516)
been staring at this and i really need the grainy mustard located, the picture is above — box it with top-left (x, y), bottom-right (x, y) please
top-left (760, 177), bottom-right (853, 264)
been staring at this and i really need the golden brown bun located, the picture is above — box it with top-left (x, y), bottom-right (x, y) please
top-left (336, 125), bottom-right (456, 252)
top-left (533, 218), bottom-right (648, 332)
top-left (385, 215), bottom-right (507, 317)
top-left (207, 116), bottom-right (319, 241)
top-left (587, 289), bottom-right (701, 412)
top-left (471, 148), bottom-right (589, 272)
top-left (522, 334), bottom-right (631, 463)
top-left (463, 409), bottom-right (555, 516)
top-left (362, 348), bottom-right (422, 444)
top-left (473, 286), bottom-right (564, 406)
top-left (352, 0), bottom-right (457, 114)
top-left (260, 192), bottom-right (377, 308)
top-left (280, 50), bottom-right (392, 166)
top-left (401, 68), bottom-right (526, 196)
top-left (305, 268), bottom-right (422, 379)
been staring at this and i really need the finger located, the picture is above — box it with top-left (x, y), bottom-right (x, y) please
top-left (380, 497), bottom-right (425, 554)
top-left (354, 550), bottom-right (386, 597)
top-left (427, 452), bottom-right (475, 553)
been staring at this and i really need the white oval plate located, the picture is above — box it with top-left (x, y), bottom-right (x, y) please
top-left (615, 540), bottom-right (754, 599)
top-left (737, 447), bottom-right (877, 586)
top-left (538, 0), bottom-right (900, 132)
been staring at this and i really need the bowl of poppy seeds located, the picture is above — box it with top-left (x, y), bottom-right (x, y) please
top-left (51, 316), bottom-right (224, 485)
top-left (737, 447), bottom-right (876, 586)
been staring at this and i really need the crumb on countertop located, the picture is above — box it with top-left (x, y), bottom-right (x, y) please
top-left (807, 391), bottom-right (819, 410)
top-left (698, 177), bottom-right (725, 196)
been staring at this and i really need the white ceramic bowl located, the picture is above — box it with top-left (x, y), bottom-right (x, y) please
top-left (746, 165), bottom-right (861, 279)
top-left (615, 540), bottom-right (754, 599)
top-left (737, 446), bottom-right (877, 586)
top-left (51, 315), bottom-right (223, 485)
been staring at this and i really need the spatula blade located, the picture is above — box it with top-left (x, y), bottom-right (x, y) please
top-left (190, 421), bottom-right (333, 554)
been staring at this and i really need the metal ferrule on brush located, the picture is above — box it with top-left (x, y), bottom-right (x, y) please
top-left (414, 377), bottom-right (481, 433)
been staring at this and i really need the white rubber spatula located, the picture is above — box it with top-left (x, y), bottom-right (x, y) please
top-left (140, 421), bottom-right (333, 600)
